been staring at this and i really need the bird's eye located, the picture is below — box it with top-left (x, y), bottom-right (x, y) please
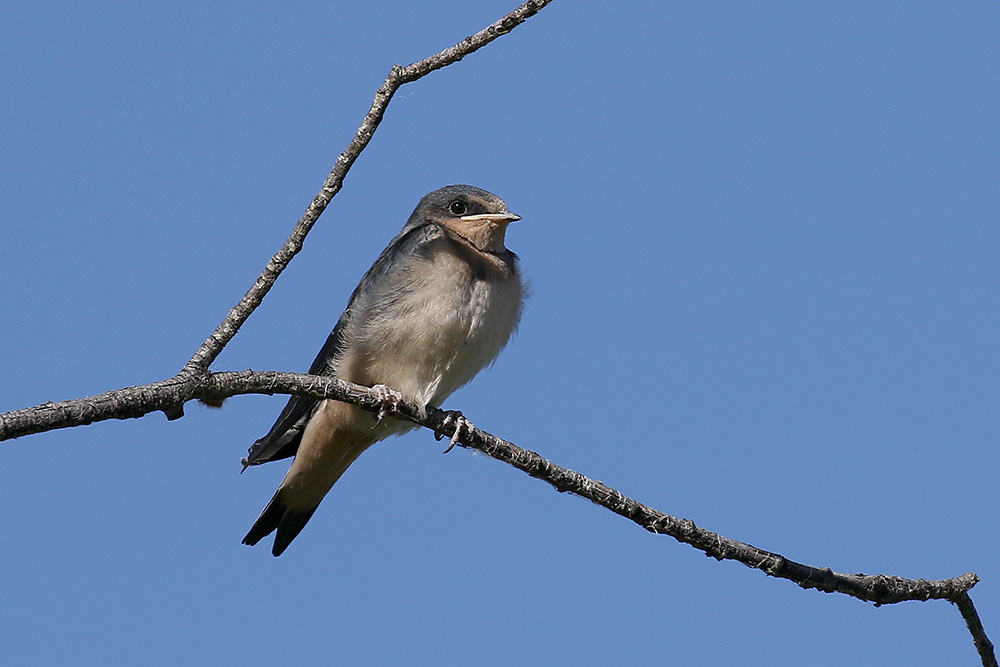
top-left (449, 200), bottom-right (468, 216)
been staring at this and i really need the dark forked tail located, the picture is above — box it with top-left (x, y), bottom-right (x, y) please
top-left (242, 489), bottom-right (319, 557)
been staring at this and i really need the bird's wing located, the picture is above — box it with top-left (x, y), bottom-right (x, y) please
top-left (242, 221), bottom-right (441, 468)
top-left (240, 322), bottom-right (346, 468)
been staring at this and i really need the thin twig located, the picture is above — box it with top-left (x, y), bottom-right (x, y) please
top-left (181, 0), bottom-right (554, 376)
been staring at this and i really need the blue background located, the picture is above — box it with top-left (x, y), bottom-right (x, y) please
top-left (2, 2), bottom-right (997, 665)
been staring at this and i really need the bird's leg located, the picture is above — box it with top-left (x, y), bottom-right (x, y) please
top-left (435, 410), bottom-right (474, 454)
top-left (371, 384), bottom-right (403, 426)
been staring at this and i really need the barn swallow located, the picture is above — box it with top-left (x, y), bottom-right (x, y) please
top-left (241, 185), bottom-right (525, 556)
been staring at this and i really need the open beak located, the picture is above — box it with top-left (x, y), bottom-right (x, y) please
top-left (460, 212), bottom-right (521, 224)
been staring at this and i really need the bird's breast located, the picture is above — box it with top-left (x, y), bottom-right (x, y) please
top-left (343, 241), bottom-right (523, 411)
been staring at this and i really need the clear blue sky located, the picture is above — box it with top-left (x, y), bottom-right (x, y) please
top-left (2, 2), bottom-right (998, 665)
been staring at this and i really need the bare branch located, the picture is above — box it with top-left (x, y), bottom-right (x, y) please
top-left (956, 593), bottom-right (999, 667)
top-left (181, 0), bottom-right (555, 375)
top-left (436, 418), bottom-right (981, 604)
top-left (1, 365), bottom-right (994, 661)
top-left (0, 371), bottom-right (401, 441)
top-left (0, 370), bottom-right (986, 608)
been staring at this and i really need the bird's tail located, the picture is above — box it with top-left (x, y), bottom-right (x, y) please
top-left (243, 427), bottom-right (374, 556)
top-left (242, 489), bottom-right (319, 557)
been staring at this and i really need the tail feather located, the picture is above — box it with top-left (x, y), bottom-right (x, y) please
top-left (242, 489), bottom-right (319, 557)
top-left (243, 416), bottom-right (376, 556)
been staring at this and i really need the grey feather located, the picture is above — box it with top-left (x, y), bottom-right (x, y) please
top-left (243, 220), bottom-right (457, 467)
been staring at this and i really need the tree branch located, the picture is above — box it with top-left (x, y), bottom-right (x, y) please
top-left (957, 593), bottom-right (999, 667)
top-left (181, 0), bottom-right (555, 376)
top-left (0, 369), bottom-right (984, 607)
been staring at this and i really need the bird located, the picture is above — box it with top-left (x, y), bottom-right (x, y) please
top-left (241, 184), bottom-right (526, 556)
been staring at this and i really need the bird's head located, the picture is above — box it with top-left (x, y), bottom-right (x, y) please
top-left (413, 184), bottom-right (520, 254)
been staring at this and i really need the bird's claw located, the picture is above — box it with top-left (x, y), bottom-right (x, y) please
top-left (437, 411), bottom-right (473, 454)
top-left (371, 384), bottom-right (403, 427)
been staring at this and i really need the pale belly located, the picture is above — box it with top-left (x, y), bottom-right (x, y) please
top-left (337, 250), bottom-right (523, 428)
top-left (370, 273), bottom-right (522, 407)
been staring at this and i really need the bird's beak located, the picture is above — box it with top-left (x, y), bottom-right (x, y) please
top-left (460, 212), bottom-right (521, 224)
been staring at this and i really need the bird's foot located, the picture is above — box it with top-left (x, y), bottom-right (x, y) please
top-left (371, 384), bottom-right (403, 426)
top-left (435, 411), bottom-right (474, 454)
